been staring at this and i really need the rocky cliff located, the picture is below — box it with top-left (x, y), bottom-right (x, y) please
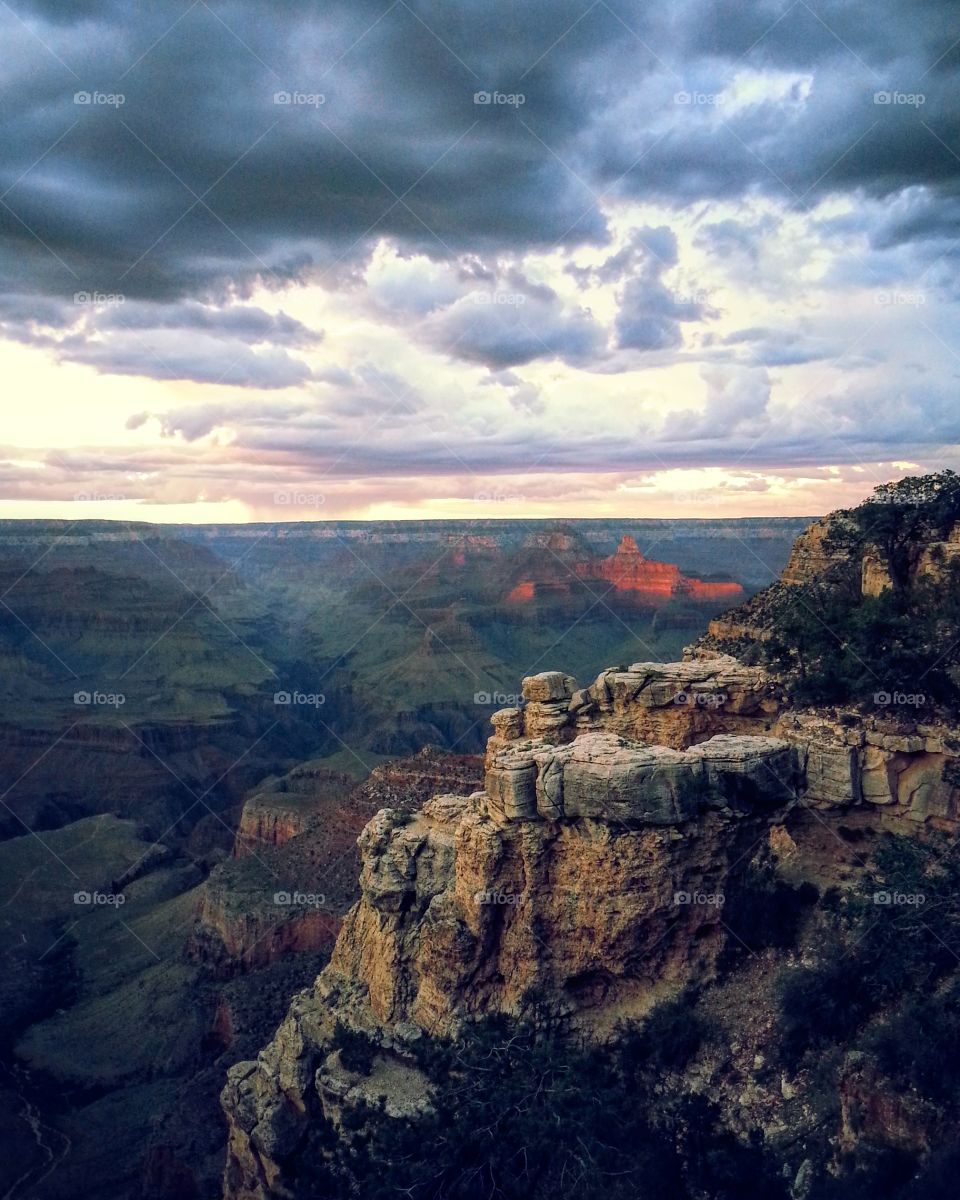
top-left (577, 535), bottom-right (745, 602)
top-left (221, 718), bottom-right (799, 1199)
top-left (221, 637), bottom-right (960, 1198)
top-left (507, 535), bottom-right (745, 606)
top-left (489, 661), bottom-right (960, 829)
top-left (219, 485), bottom-right (960, 1200)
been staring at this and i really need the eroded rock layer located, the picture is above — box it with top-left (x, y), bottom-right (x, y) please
top-left (490, 660), bottom-right (960, 829)
top-left (221, 715), bottom-right (808, 1199)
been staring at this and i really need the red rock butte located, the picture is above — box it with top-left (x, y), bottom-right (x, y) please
top-left (507, 535), bottom-right (744, 604)
top-left (584, 535), bottom-right (744, 601)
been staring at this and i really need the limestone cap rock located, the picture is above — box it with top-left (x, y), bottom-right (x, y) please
top-left (521, 671), bottom-right (576, 703)
top-left (485, 729), bottom-right (800, 826)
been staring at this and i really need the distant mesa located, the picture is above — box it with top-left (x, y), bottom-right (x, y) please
top-left (507, 534), bottom-right (744, 604)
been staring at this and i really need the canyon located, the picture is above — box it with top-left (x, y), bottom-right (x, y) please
top-left (218, 485), bottom-right (960, 1200)
top-left (221, 637), bottom-right (960, 1197)
top-left (6, 497), bottom-right (960, 1200)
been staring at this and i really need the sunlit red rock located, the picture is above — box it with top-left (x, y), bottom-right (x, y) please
top-left (505, 535), bottom-right (744, 604)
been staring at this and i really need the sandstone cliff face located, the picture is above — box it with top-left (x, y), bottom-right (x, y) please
top-left (331, 731), bottom-right (797, 1038)
top-left (192, 751), bottom-right (485, 975)
top-left (221, 648), bottom-right (960, 1197)
top-left (577, 535), bottom-right (744, 602)
top-left (235, 796), bottom-right (317, 857)
top-left (220, 715), bottom-right (807, 1198)
top-left (778, 518), bottom-right (845, 586)
top-left (191, 880), bottom-right (342, 974)
top-left (505, 535), bottom-right (744, 606)
top-left (234, 763), bottom-right (372, 857)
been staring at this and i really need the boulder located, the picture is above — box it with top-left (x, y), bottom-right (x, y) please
top-left (521, 671), bottom-right (575, 703)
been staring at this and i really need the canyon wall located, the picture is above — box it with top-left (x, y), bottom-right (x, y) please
top-left (492, 659), bottom-right (960, 829)
top-left (576, 535), bottom-right (745, 602)
top-left (507, 535), bottom-right (745, 606)
top-left (221, 647), bottom-right (960, 1198)
top-left (191, 751), bottom-right (485, 975)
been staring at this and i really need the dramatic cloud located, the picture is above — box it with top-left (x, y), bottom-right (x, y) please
top-left (1, 0), bottom-right (959, 518)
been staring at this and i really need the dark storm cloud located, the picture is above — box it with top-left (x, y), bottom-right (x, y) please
top-left (611, 227), bottom-right (712, 351)
top-left (3, 0), bottom-right (959, 316)
top-left (423, 292), bottom-right (605, 368)
top-left (0, 0), bottom-right (620, 307)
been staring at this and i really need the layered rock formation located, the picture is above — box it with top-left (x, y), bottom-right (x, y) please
top-left (778, 518), bottom-right (848, 586)
top-left (489, 661), bottom-right (960, 830)
top-left (505, 534), bottom-right (744, 606)
top-left (221, 637), bottom-right (960, 1197)
top-left (235, 765), bottom-right (354, 856)
top-left (489, 657), bottom-right (779, 751)
top-left (332, 731), bottom-right (799, 1035)
top-left (221, 694), bottom-right (810, 1197)
top-left (192, 751), bottom-right (485, 974)
top-left (577, 535), bottom-right (745, 603)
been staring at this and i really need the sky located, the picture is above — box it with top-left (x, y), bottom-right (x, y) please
top-left (1, 0), bottom-right (959, 522)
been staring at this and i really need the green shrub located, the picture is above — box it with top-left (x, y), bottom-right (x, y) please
top-left (331, 1020), bottom-right (379, 1074)
top-left (618, 991), bottom-right (711, 1076)
top-left (864, 986), bottom-right (960, 1107)
top-left (721, 867), bottom-right (819, 958)
top-left (775, 955), bottom-right (872, 1068)
top-left (295, 1015), bottom-right (786, 1200)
